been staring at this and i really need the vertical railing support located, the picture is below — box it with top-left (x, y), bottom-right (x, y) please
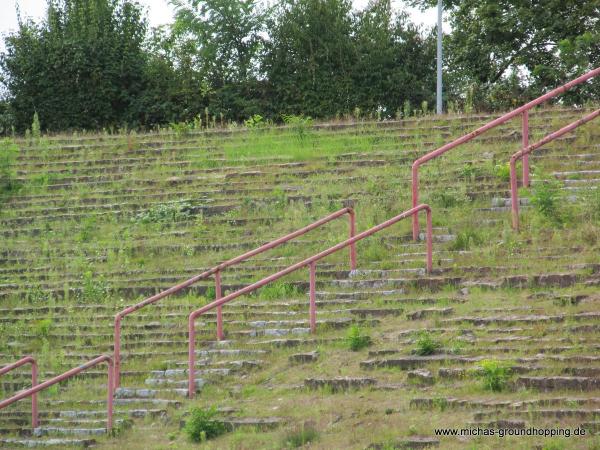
top-left (106, 358), bottom-right (114, 431)
top-left (522, 110), bottom-right (530, 187)
top-left (510, 157), bottom-right (520, 231)
top-left (188, 316), bottom-right (196, 398)
top-left (113, 315), bottom-right (121, 389)
top-left (349, 210), bottom-right (357, 270)
top-left (412, 163), bottom-right (420, 240)
top-left (425, 208), bottom-right (433, 273)
top-left (215, 270), bottom-right (224, 341)
top-left (0, 357), bottom-right (38, 428)
top-left (309, 262), bottom-right (317, 333)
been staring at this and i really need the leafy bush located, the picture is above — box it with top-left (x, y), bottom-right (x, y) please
top-left (244, 114), bottom-right (264, 128)
top-left (133, 200), bottom-right (192, 225)
top-left (283, 422), bottom-right (319, 448)
top-left (531, 180), bottom-right (564, 225)
top-left (282, 114), bottom-right (314, 141)
top-left (184, 406), bottom-right (226, 442)
top-left (414, 331), bottom-right (442, 356)
top-left (347, 324), bottom-right (371, 351)
top-left (478, 359), bottom-right (511, 392)
top-left (77, 271), bottom-right (111, 303)
top-left (495, 163), bottom-right (511, 181)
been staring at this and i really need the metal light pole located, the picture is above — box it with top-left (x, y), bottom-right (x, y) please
top-left (436, 0), bottom-right (443, 114)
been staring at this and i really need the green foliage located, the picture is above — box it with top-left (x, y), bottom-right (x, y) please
top-left (258, 282), bottom-right (299, 300)
top-left (414, 331), bottom-right (442, 356)
top-left (346, 324), bottom-right (372, 351)
top-left (77, 271), bottom-right (111, 303)
top-left (244, 114), bottom-right (265, 128)
top-left (183, 406), bottom-right (226, 442)
top-left (133, 200), bottom-right (192, 225)
top-left (0, 139), bottom-right (20, 199)
top-left (494, 163), bottom-right (511, 182)
top-left (1, 0), bottom-right (149, 132)
top-left (282, 114), bottom-right (314, 141)
top-left (478, 359), bottom-right (511, 392)
top-left (283, 422), bottom-right (319, 448)
top-left (31, 112), bottom-right (41, 138)
top-left (449, 228), bottom-right (484, 251)
top-left (33, 319), bottom-right (53, 339)
top-left (531, 179), bottom-right (565, 225)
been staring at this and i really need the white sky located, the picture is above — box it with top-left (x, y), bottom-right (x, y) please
top-left (1, 0), bottom-right (446, 37)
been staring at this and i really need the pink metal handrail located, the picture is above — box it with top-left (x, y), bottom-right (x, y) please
top-left (0, 355), bottom-right (114, 431)
top-left (113, 207), bottom-right (356, 388)
top-left (509, 108), bottom-right (600, 230)
top-left (0, 356), bottom-right (38, 428)
top-left (411, 67), bottom-right (600, 239)
top-left (187, 204), bottom-right (433, 398)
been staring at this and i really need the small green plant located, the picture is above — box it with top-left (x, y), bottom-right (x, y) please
top-left (431, 189), bottom-right (466, 208)
top-left (282, 114), bottom-right (314, 142)
top-left (282, 422), bottom-right (319, 448)
top-left (77, 271), bottom-right (110, 303)
top-left (31, 112), bottom-right (41, 139)
top-left (133, 200), bottom-right (192, 225)
top-left (531, 179), bottom-right (564, 225)
top-left (346, 324), bottom-right (372, 351)
top-left (244, 114), bottom-right (264, 128)
top-left (495, 163), bottom-right (511, 182)
top-left (414, 331), bottom-right (442, 356)
top-left (33, 319), bottom-right (53, 339)
top-left (184, 406), bottom-right (226, 442)
top-left (478, 359), bottom-right (511, 392)
top-left (403, 100), bottom-right (411, 118)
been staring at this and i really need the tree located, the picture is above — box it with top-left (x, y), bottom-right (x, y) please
top-left (1, 0), bottom-right (148, 131)
top-left (171, 0), bottom-right (268, 120)
top-left (263, 0), bottom-right (357, 117)
top-left (411, 0), bottom-right (600, 109)
top-left (353, 0), bottom-right (436, 117)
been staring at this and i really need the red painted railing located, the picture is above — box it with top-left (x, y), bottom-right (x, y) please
top-left (0, 355), bottom-right (114, 431)
top-left (0, 356), bottom-right (38, 428)
top-left (187, 204), bottom-right (433, 398)
top-left (411, 67), bottom-right (600, 239)
top-left (113, 207), bottom-right (356, 388)
top-left (509, 108), bottom-right (600, 230)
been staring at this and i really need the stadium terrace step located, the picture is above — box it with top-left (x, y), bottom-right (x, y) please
top-left (516, 376), bottom-right (600, 391)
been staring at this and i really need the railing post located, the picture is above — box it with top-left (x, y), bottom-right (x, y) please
top-left (510, 158), bottom-right (520, 231)
top-left (425, 208), bottom-right (433, 273)
top-left (309, 262), bottom-right (317, 333)
top-left (412, 163), bottom-right (420, 240)
top-left (31, 361), bottom-right (38, 429)
top-left (522, 110), bottom-right (530, 187)
top-left (107, 358), bottom-right (114, 431)
top-left (188, 316), bottom-right (196, 399)
top-left (215, 270), bottom-right (224, 341)
top-left (348, 210), bottom-right (357, 270)
top-left (113, 315), bottom-right (121, 389)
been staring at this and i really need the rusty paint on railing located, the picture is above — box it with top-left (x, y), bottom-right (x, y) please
top-left (509, 109), bottom-right (600, 230)
top-left (0, 356), bottom-right (38, 428)
top-left (411, 67), bottom-right (600, 239)
top-left (0, 355), bottom-right (113, 431)
top-left (113, 207), bottom-right (356, 388)
top-left (187, 204), bottom-right (433, 398)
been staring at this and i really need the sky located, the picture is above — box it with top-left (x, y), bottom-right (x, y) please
top-left (0, 0), bottom-right (447, 38)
